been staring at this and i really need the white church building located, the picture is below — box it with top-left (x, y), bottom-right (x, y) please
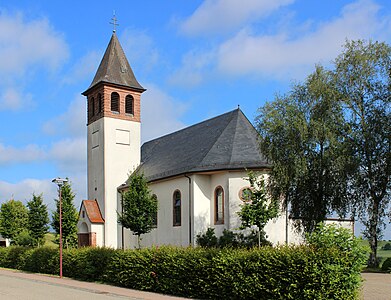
top-left (77, 32), bottom-right (353, 249)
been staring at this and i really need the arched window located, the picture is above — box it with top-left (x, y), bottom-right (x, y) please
top-left (125, 95), bottom-right (134, 115)
top-left (111, 92), bottom-right (119, 112)
top-left (173, 190), bottom-right (181, 226)
top-left (91, 97), bottom-right (95, 116)
top-left (215, 186), bottom-right (224, 224)
top-left (98, 93), bottom-right (102, 113)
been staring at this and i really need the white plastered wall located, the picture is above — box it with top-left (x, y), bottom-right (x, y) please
top-left (91, 223), bottom-right (104, 246)
top-left (227, 171), bottom-right (301, 245)
top-left (118, 170), bottom-right (354, 249)
top-left (122, 176), bottom-right (190, 249)
top-left (88, 117), bottom-right (140, 248)
top-left (192, 174), bottom-right (211, 244)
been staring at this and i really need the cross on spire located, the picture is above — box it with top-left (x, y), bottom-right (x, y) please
top-left (110, 12), bottom-right (119, 33)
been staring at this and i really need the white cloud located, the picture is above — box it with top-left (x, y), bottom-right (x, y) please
top-left (0, 88), bottom-right (33, 111)
top-left (168, 49), bottom-right (216, 87)
top-left (0, 143), bottom-right (46, 165)
top-left (0, 12), bottom-right (69, 78)
top-left (180, 0), bottom-right (294, 36)
top-left (141, 84), bottom-right (188, 142)
top-left (120, 28), bottom-right (159, 73)
top-left (217, 0), bottom-right (387, 80)
top-left (0, 136), bottom-right (85, 175)
top-left (0, 175), bottom-right (87, 214)
top-left (42, 95), bottom-right (86, 138)
top-left (172, 0), bottom-right (390, 85)
top-left (62, 51), bottom-right (101, 85)
top-left (0, 178), bottom-right (55, 206)
top-left (48, 137), bottom-right (86, 174)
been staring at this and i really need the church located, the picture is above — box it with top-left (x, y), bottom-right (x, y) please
top-left (77, 32), bottom-right (353, 249)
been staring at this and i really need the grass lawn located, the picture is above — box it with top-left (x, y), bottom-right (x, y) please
top-left (360, 240), bottom-right (391, 271)
top-left (374, 240), bottom-right (391, 262)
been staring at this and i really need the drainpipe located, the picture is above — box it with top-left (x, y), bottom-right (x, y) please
top-left (121, 193), bottom-right (124, 250)
top-left (184, 174), bottom-right (192, 246)
top-left (285, 195), bottom-right (289, 244)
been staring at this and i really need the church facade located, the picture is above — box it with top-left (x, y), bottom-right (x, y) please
top-left (77, 33), bottom-right (353, 249)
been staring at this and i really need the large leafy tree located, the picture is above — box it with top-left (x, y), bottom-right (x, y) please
top-left (0, 199), bottom-right (28, 240)
top-left (334, 40), bottom-right (391, 267)
top-left (51, 182), bottom-right (79, 249)
top-left (237, 171), bottom-right (279, 246)
top-left (257, 66), bottom-right (352, 233)
top-left (27, 193), bottom-right (49, 247)
top-left (118, 172), bottom-right (158, 248)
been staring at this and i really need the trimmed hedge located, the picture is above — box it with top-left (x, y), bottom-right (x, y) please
top-left (0, 243), bottom-right (365, 299)
top-left (381, 257), bottom-right (391, 272)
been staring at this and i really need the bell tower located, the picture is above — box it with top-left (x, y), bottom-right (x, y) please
top-left (82, 31), bottom-right (145, 248)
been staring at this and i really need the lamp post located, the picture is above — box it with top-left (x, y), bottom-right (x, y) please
top-left (52, 177), bottom-right (68, 278)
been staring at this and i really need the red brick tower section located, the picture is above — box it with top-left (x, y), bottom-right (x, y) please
top-left (84, 84), bottom-right (142, 125)
top-left (82, 32), bottom-right (145, 125)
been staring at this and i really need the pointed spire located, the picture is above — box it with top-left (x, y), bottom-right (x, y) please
top-left (83, 33), bottom-right (145, 94)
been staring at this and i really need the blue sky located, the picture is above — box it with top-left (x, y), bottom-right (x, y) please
top-left (0, 0), bottom-right (390, 238)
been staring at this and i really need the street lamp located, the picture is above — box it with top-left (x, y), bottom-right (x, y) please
top-left (52, 177), bottom-right (68, 278)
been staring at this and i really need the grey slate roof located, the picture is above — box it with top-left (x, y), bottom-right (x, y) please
top-left (83, 33), bottom-right (144, 94)
top-left (138, 108), bottom-right (270, 182)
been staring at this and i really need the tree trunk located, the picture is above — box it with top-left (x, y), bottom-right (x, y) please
top-left (367, 199), bottom-right (379, 268)
top-left (137, 235), bottom-right (141, 249)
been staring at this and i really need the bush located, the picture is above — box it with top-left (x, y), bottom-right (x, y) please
top-left (218, 229), bottom-right (239, 248)
top-left (381, 257), bottom-right (391, 272)
top-left (23, 247), bottom-right (58, 274)
top-left (196, 228), bottom-right (218, 248)
top-left (382, 242), bottom-right (391, 250)
top-left (197, 228), bottom-right (271, 249)
top-left (0, 246), bottom-right (31, 269)
top-left (64, 247), bottom-right (115, 281)
top-left (12, 230), bottom-right (35, 247)
top-left (235, 230), bottom-right (272, 248)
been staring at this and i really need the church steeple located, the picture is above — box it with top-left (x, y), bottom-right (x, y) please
top-left (84, 33), bottom-right (145, 94)
top-left (82, 32), bottom-right (145, 126)
top-left (82, 30), bottom-right (143, 248)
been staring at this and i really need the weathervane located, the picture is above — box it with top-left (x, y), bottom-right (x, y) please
top-left (110, 11), bottom-right (119, 33)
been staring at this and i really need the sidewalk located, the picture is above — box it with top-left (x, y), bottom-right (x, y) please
top-left (0, 268), bottom-right (187, 300)
top-left (361, 272), bottom-right (391, 300)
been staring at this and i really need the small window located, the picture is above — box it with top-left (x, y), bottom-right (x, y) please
top-left (173, 190), bottom-right (181, 226)
top-left (125, 95), bottom-right (134, 115)
top-left (215, 186), bottom-right (224, 224)
top-left (152, 194), bottom-right (158, 227)
top-left (82, 210), bottom-right (85, 218)
top-left (98, 93), bottom-right (102, 113)
top-left (91, 97), bottom-right (95, 116)
top-left (111, 92), bottom-right (119, 112)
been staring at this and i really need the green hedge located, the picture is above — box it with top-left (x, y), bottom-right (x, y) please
top-left (381, 257), bottom-right (391, 272)
top-left (0, 243), bottom-right (365, 299)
